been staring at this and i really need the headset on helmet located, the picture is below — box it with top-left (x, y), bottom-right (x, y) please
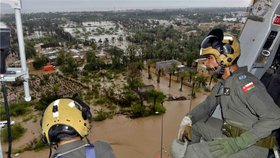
top-left (41, 98), bottom-right (92, 145)
top-left (200, 28), bottom-right (241, 67)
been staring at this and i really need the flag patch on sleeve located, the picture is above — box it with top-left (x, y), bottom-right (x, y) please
top-left (242, 82), bottom-right (255, 92)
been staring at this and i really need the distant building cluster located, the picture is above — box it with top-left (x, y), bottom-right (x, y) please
top-left (34, 43), bottom-right (91, 65)
top-left (4, 9), bottom-right (249, 72)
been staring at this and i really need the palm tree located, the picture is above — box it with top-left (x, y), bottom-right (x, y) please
top-left (168, 62), bottom-right (178, 87)
top-left (107, 46), bottom-right (124, 68)
top-left (191, 76), bottom-right (197, 98)
top-left (179, 71), bottom-right (189, 91)
top-left (157, 69), bottom-right (162, 83)
top-left (147, 59), bottom-right (154, 79)
top-left (188, 70), bottom-right (197, 84)
top-left (127, 45), bottom-right (137, 62)
top-left (196, 75), bottom-right (208, 88)
top-left (104, 38), bottom-right (109, 47)
top-left (145, 89), bottom-right (166, 112)
top-left (191, 75), bottom-right (208, 97)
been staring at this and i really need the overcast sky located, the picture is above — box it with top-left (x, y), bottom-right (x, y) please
top-left (1, 0), bottom-right (252, 13)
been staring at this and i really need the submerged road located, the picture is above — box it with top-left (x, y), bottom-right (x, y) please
top-left (3, 69), bottom-right (208, 158)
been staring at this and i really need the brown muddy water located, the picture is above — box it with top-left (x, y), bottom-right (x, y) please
top-left (1, 70), bottom-right (208, 158)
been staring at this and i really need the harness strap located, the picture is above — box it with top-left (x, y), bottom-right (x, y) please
top-left (85, 144), bottom-right (96, 158)
top-left (55, 144), bottom-right (95, 158)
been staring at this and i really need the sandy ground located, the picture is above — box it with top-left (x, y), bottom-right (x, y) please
top-left (1, 69), bottom-right (209, 158)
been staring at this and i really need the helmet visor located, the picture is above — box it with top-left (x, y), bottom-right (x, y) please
top-left (200, 35), bottom-right (221, 49)
top-left (199, 35), bottom-right (222, 58)
top-left (222, 44), bottom-right (233, 55)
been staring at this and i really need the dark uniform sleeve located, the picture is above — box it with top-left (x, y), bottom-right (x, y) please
top-left (235, 73), bottom-right (280, 142)
top-left (188, 82), bottom-right (221, 124)
top-left (267, 73), bottom-right (280, 106)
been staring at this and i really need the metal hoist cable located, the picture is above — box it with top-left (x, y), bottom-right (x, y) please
top-left (1, 80), bottom-right (12, 158)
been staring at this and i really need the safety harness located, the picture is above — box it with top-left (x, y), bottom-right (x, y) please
top-left (213, 75), bottom-right (277, 149)
top-left (55, 144), bottom-right (95, 158)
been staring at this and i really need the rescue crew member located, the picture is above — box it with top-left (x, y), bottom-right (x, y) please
top-left (177, 28), bottom-right (280, 158)
top-left (41, 98), bottom-right (116, 158)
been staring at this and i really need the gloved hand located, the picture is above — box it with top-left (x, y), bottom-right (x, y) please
top-left (209, 132), bottom-right (256, 158)
top-left (177, 115), bottom-right (192, 143)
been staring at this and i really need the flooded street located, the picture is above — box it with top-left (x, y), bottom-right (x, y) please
top-left (2, 70), bottom-right (208, 158)
top-left (92, 100), bottom-right (190, 158)
top-left (90, 71), bottom-right (208, 158)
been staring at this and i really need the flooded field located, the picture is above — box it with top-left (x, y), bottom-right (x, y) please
top-left (2, 70), bottom-right (208, 158)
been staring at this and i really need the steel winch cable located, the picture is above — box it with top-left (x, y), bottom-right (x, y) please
top-left (1, 80), bottom-right (12, 158)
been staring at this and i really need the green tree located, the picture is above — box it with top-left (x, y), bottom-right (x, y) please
top-left (131, 103), bottom-right (145, 117)
top-left (188, 70), bottom-right (197, 84)
top-left (107, 47), bottom-right (124, 69)
top-left (32, 56), bottom-right (49, 70)
top-left (56, 50), bottom-right (78, 74)
top-left (56, 50), bottom-right (67, 66)
top-left (157, 69), bottom-right (162, 83)
top-left (179, 71), bottom-right (189, 91)
top-left (127, 45), bottom-right (137, 62)
top-left (184, 52), bottom-right (197, 67)
top-left (104, 38), bottom-right (109, 47)
top-left (36, 91), bottom-right (60, 111)
top-left (25, 41), bottom-right (36, 59)
top-left (168, 62), bottom-right (178, 87)
top-left (86, 51), bottom-right (96, 63)
top-left (127, 62), bottom-right (143, 90)
top-left (195, 75), bottom-right (208, 88)
top-left (91, 42), bottom-right (97, 50)
top-left (146, 59), bottom-right (154, 79)
top-left (145, 89), bottom-right (166, 112)
top-left (84, 51), bottom-right (104, 71)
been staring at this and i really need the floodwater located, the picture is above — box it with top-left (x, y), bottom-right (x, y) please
top-left (92, 101), bottom-right (190, 158)
top-left (1, 70), bottom-right (208, 158)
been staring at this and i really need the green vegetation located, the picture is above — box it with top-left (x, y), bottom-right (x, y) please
top-left (0, 101), bottom-right (32, 120)
top-left (35, 92), bottom-right (60, 111)
top-left (129, 89), bottom-right (166, 118)
top-left (2, 8), bottom-right (239, 122)
top-left (9, 78), bottom-right (24, 87)
top-left (56, 50), bottom-right (80, 74)
top-left (25, 41), bottom-right (37, 59)
top-left (33, 56), bottom-right (49, 70)
top-left (0, 124), bottom-right (26, 142)
top-left (96, 96), bottom-right (108, 105)
top-left (131, 103), bottom-right (145, 117)
top-left (155, 102), bottom-right (166, 113)
top-left (93, 109), bottom-right (111, 121)
top-left (12, 138), bottom-right (48, 154)
top-left (0, 9), bottom-right (245, 158)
